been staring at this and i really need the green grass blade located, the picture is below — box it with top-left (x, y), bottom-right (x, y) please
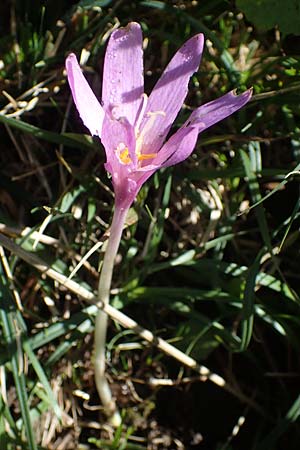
top-left (279, 195), bottom-right (300, 251)
top-left (239, 249), bottom-right (264, 351)
top-left (0, 113), bottom-right (94, 151)
top-left (22, 341), bottom-right (62, 420)
top-left (141, 0), bottom-right (241, 84)
top-left (240, 147), bottom-right (273, 253)
top-left (257, 395), bottom-right (300, 449)
top-left (0, 273), bottom-right (37, 450)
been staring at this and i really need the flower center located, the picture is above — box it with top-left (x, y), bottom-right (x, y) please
top-left (115, 95), bottom-right (166, 166)
top-left (116, 142), bottom-right (157, 165)
top-left (135, 110), bottom-right (165, 159)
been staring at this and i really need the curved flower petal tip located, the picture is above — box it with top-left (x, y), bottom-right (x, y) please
top-left (66, 53), bottom-right (104, 136)
top-left (187, 88), bottom-right (253, 132)
top-left (102, 22), bottom-right (143, 125)
top-left (140, 33), bottom-right (205, 154)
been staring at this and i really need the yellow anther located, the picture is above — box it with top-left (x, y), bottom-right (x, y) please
top-left (116, 143), bottom-right (132, 165)
top-left (119, 148), bottom-right (132, 164)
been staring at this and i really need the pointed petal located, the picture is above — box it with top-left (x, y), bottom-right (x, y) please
top-left (102, 22), bottom-right (144, 126)
top-left (155, 126), bottom-right (199, 168)
top-left (139, 33), bottom-right (204, 154)
top-left (65, 53), bottom-right (104, 136)
top-left (151, 88), bottom-right (252, 169)
top-left (186, 88), bottom-right (252, 131)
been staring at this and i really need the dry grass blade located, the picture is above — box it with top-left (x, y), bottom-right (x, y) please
top-left (0, 232), bottom-right (265, 416)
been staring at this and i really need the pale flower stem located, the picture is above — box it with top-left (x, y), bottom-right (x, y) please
top-left (94, 205), bottom-right (129, 427)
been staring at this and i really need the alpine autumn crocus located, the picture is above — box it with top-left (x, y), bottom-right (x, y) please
top-left (65, 22), bottom-right (252, 426)
top-left (66, 22), bottom-right (252, 211)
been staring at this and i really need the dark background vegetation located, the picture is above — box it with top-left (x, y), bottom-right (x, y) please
top-left (1, 1), bottom-right (300, 449)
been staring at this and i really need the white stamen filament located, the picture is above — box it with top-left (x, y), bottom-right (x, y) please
top-left (134, 93), bottom-right (148, 135)
top-left (135, 110), bottom-right (166, 158)
top-left (114, 95), bottom-right (166, 167)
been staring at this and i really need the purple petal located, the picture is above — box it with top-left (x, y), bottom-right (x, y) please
top-left (139, 33), bottom-right (204, 155)
top-left (101, 114), bottom-right (137, 170)
top-left (126, 127), bottom-right (199, 196)
top-left (65, 53), bottom-right (104, 136)
top-left (186, 88), bottom-right (253, 132)
top-left (101, 115), bottom-right (139, 210)
top-left (102, 22), bottom-right (144, 126)
top-left (154, 126), bottom-right (199, 168)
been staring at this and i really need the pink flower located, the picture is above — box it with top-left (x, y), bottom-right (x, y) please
top-left (66, 22), bottom-right (252, 210)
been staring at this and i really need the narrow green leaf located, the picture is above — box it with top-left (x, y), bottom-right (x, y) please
top-left (279, 195), bottom-right (300, 251)
top-left (0, 113), bottom-right (95, 151)
top-left (240, 147), bottom-right (273, 253)
top-left (0, 272), bottom-right (37, 450)
top-left (141, 1), bottom-right (241, 84)
top-left (257, 395), bottom-right (300, 449)
top-left (23, 341), bottom-right (62, 419)
top-left (239, 249), bottom-right (264, 351)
